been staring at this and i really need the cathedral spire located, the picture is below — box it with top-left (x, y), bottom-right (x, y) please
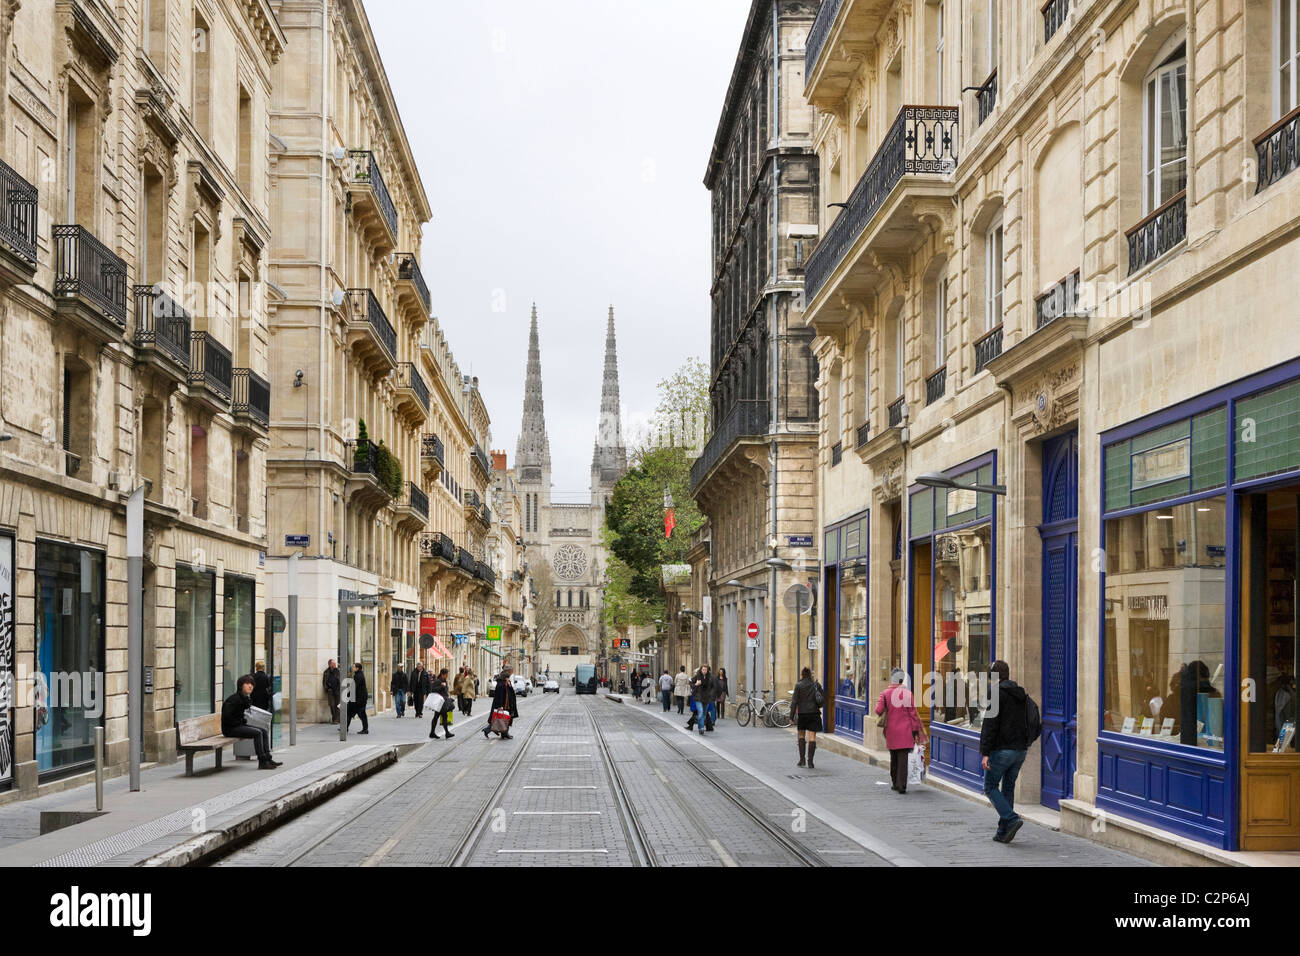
top-left (592, 305), bottom-right (626, 480)
top-left (516, 303), bottom-right (551, 470)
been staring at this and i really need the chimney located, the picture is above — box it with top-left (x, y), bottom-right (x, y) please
top-left (491, 450), bottom-right (508, 471)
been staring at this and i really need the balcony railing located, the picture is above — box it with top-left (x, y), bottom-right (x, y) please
top-left (471, 444), bottom-right (491, 477)
top-left (0, 157), bottom-right (38, 268)
top-left (973, 324), bottom-right (1004, 373)
top-left (512, 610), bottom-right (525, 623)
top-left (804, 106), bottom-right (958, 304)
top-left (805, 0), bottom-right (843, 80)
top-left (476, 561), bottom-right (495, 587)
top-left (481, 505), bottom-right (492, 526)
top-left (351, 439), bottom-right (378, 477)
top-left (464, 489), bottom-right (482, 510)
top-left (346, 288), bottom-right (397, 365)
top-left (53, 225), bottom-right (128, 326)
top-left (419, 530), bottom-right (456, 562)
top-left (926, 366), bottom-right (947, 405)
top-left (1126, 191), bottom-right (1186, 274)
top-left (887, 396), bottom-right (906, 428)
top-left (394, 252), bottom-right (431, 313)
top-left (189, 331), bottom-right (233, 401)
top-left (976, 69), bottom-right (998, 126)
top-left (690, 399), bottom-right (769, 490)
top-left (394, 361), bottom-right (430, 413)
top-left (232, 368), bottom-right (270, 426)
top-left (133, 285), bottom-right (192, 368)
top-left (1042, 0), bottom-right (1069, 43)
top-left (856, 422), bottom-right (871, 448)
top-left (457, 547), bottom-right (477, 575)
top-left (421, 432), bottom-right (446, 466)
top-left (1254, 106), bottom-right (1300, 194)
top-left (407, 481), bottom-right (429, 521)
top-left (347, 149), bottom-right (398, 239)
top-left (831, 442), bottom-right (843, 466)
top-left (1034, 270), bottom-right (1083, 329)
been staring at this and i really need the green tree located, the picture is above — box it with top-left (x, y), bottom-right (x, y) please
top-left (648, 357), bottom-right (709, 454)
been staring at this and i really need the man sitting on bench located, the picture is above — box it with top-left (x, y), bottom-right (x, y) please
top-left (222, 675), bottom-right (281, 770)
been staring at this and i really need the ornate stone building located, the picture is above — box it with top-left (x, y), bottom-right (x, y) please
top-left (695, 0), bottom-right (822, 703)
top-left (0, 0), bottom-right (282, 797)
top-left (805, 0), bottom-right (1300, 859)
top-left (515, 304), bottom-right (626, 673)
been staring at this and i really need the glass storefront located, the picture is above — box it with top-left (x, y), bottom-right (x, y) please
top-left (824, 511), bottom-right (869, 740)
top-left (222, 576), bottom-right (255, 699)
top-left (35, 541), bottom-right (105, 775)
top-left (932, 525), bottom-right (994, 728)
top-left (175, 566), bottom-right (215, 723)
top-left (837, 568), bottom-right (868, 701)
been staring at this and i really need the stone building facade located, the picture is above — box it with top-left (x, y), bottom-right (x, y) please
top-left (695, 0), bottom-right (822, 705)
top-left (804, 0), bottom-right (1300, 858)
top-left (0, 0), bottom-right (282, 798)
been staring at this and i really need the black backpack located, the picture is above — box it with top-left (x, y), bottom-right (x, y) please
top-left (1025, 694), bottom-right (1042, 746)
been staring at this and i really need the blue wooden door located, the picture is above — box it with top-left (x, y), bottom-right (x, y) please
top-left (1039, 432), bottom-right (1078, 809)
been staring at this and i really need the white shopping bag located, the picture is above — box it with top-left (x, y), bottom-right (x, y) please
top-left (428, 692), bottom-right (446, 714)
top-left (907, 743), bottom-right (926, 786)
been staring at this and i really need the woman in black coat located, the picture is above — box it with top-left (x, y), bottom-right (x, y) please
top-left (428, 668), bottom-right (454, 739)
top-left (250, 662), bottom-right (272, 711)
top-left (410, 663), bottom-right (431, 718)
top-left (484, 666), bottom-right (519, 739)
top-left (348, 663), bottom-right (369, 734)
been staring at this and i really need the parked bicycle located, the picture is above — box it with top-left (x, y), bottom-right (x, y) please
top-left (734, 687), bottom-right (792, 728)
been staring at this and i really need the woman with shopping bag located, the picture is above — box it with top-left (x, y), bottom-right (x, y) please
top-left (428, 668), bottom-right (455, 739)
top-left (875, 669), bottom-right (926, 793)
top-left (484, 664), bottom-right (519, 739)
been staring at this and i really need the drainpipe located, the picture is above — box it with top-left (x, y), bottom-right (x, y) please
top-left (768, 0), bottom-right (781, 695)
top-left (319, 9), bottom-right (330, 561)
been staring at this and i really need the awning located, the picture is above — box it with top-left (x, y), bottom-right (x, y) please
top-left (482, 645), bottom-right (505, 659)
top-left (428, 638), bottom-right (451, 659)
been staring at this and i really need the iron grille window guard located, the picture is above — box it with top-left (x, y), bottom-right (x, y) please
top-left (1125, 190), bottom-right (1186, 274)
top-left (347, 149), bottom-right (398, 239)
top-left (887, 396), bottom-right (906, 428)
top-left (976, 70), bottom-right (998, 126)
top-left (689, 399), bottom-right (769, 490)
top-left (804, 106), bottom-right (959, 304)
top-left (1034, 269), bottom-right (1083, 329)
top-left (53, 224), bottom-right (127, 325)
top-left (0, 157), bottom-right (38, 267)
top-left (189, 331), bottom-right (233, 401)
top-left (133, 285), bottom-right (191, 368)
top-left (345, 288), bottom-right (397, 364)
top-left (1254, 107), bottom-right (1300, 194)
top-left (856, 422), bottom-right (871, 448)
top-left (973, 324), bottom-right (1004, 373)
top-left (232, 368), bottom-right (270, 426)
top-left (394, 252), bottom-right (431, 313)
top-left (1042, 0), bottom-right (1069, 44)
top-left (395, 362), bottom-right (430, 413)
top-left (831, 442), bottom-right (843, 466)
top-left (926, 366), bottom-right (947, 405)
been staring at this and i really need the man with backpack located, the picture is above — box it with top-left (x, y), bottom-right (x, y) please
top-left (979, 660), bottom-right (1041, 844)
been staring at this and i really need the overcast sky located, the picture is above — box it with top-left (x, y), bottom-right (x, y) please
top-left (366, 0), bottom-right (750, 498)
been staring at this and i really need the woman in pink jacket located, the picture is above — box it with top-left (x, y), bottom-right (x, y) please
top-left (875, 669), bottom-right (926, 793)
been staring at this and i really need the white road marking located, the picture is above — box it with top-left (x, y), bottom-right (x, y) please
top-left (496, 849), bottom-right (609, 854)
top-left (511, 811), bottom-right (602, 816)
top-left (522, 785), bottom-right (597, 790)
top-left (709, 838), bottom-right (738, 867)
top-left (452, 768), bottom-right (469, 783)
top-left (654, 768), bottom-right (669, 784)
top-left (360, 837), bottom-right (398, 867)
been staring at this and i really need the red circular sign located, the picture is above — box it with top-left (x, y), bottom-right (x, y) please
top-left (747, 622), bottom-right (760, 639)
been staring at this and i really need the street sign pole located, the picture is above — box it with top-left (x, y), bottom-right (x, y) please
top-left (288, 551), bottom-right (299, 748)
top-left (126, 487), bottom-right (143, 791)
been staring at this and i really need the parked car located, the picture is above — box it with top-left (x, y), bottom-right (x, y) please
top-left (543, 679), bottom-right (560, 694)
top-left (511, 674), bottom-right (532, 697)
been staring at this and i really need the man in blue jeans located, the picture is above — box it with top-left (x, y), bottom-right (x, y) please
top-left (659, 670), bottom-right (674, 712)
top-left (979, 660), bottom-right (1030, 843)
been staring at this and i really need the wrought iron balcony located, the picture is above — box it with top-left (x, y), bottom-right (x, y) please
top-left (856, 422), bottom-right (871, 448)
top-left (189, 331), bottom-right (233, 405)
top-left (480, 505), bottom-right (492, 527)
top-left (471, 444), bottom-right (491, 479)
top-left (804, 106), bottom-right (958, 305)
top-left (394, 252), bottom-right (431, 314)
top-left (53, 224), bottom-right (128, 331)
top-left (1254, 107), bottom-right (1300, 194)
top-left (973, 325), bottom-right (1004, 373)
top-left (419, 530), bottom-right (456, 563)
top-left (926, 366), bottom-right (947, 405)
top-left (976, 70), bottom-right (998, 126)
top-left (690, 399), bottom-right (769, 491)
top-left (346, 149), bottom-right (398, 245)
top-left (1034, 270), bottom-right (1083, 330)
top-left (887, 396), bottom-right (906, 428)
top-left (1042, 0), bottom-right (1069, 43)
top-left (464, 489), bottom-right (482, 510)
top-left (407, 481), bottom-right (429, 521)
top-left (1126, 191), bottom-right (1186, 274)
top-left (0, 157), bottom-right (38, 278)
top-left (345, 288), bottom-right (397, 369)
top-left (393, 362), bottom-right (430, 415)
top-left (421, 432), bottom-right (446, 467)
top-left (805, 0), bottom-right (844, 80)
top-left (512, 610), bottom-right (525, 623)
top-left (457, 547), bottom-right (477, 575)
top-left (831, 442), bottom-right (843, 466)
top-left (476, 561), bottom-right (495, 587)
top-left (133, 284), bottom-right (192, 373)
top-left (232, 368), bottom-right (271, 428)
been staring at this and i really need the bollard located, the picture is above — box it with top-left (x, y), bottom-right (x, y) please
top-left (94, 726), bottom-right (105, 811)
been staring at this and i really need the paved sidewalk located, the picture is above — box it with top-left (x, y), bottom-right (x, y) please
top-left (0, 705), bottom-right (460, 867)
top-left (604, 692), bottom-right (1151, 867)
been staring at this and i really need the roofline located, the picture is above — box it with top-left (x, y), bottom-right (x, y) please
top-left (703, 0), bottom-right (772, 190)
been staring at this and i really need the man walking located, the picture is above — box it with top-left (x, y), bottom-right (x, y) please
top-left (323, 659), bottom-right (341, 724)
top-left (390, 664), bottom-right (408, 718)
top-left (410, 661), bottom-right (430, 718)
top-left (980, 660), bottom-right (1031, 843)
top-left (688, 665), bottom-right (716, 734)
top-left (222, 676), bottom-right (281, 769)
top-left (659, 669), bottom-right (673, 711)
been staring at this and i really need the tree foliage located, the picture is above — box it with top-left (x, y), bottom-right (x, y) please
top-left (647, 357), bottom-right (709, 454)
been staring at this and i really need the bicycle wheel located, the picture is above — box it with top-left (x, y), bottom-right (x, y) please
top-left (760, 703), bottom-right (775, 728)
top-left (736, 702), bottom-right (753, 727)
top-left (771, 699), bottom-right (792, 728)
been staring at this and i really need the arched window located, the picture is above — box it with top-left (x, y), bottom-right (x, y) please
top-left (1143, 43), bottom-right (1187, 213)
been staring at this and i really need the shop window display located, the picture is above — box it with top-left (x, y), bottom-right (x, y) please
top-left (837, 567), bottom-right (869, 700)
top-left (932, 525), bottom-right (993, 727)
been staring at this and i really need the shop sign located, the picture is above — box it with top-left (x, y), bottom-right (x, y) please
top-left (486, 624), bottom-right (502, 642)
top-left (453, 633), bottom-right (468, 645)
top-left (1131, 438), bottom-right (1190, 490)
top-left (420, 614), bottom-right (438, 637)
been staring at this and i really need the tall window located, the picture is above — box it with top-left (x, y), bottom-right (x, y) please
top-left (192, 10), bottom-right (211, 138)
top-left (935, 1), bottom-right (946, 103)
top-left (1143, 46), bottom-right (1187, 212)
top-left (894, 313), bottom-right (905, 397)
top-left (985, 219), bottom-right (1004, 330)
top-left (237, 86), bottom-right (253, 195)
top-left (933, 272), bottom-right (948, 368)
top-left (1278, 0), bottom-right (1299, 117)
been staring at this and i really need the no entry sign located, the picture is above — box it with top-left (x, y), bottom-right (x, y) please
top-left (747, 622), bottom-right (759, 639)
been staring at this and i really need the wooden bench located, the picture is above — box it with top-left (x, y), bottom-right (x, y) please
top-left (176, 713), bottom-right (241, 776)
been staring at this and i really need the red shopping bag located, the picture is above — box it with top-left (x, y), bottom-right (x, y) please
top-left (490, 709), bottom-right (512, 734)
